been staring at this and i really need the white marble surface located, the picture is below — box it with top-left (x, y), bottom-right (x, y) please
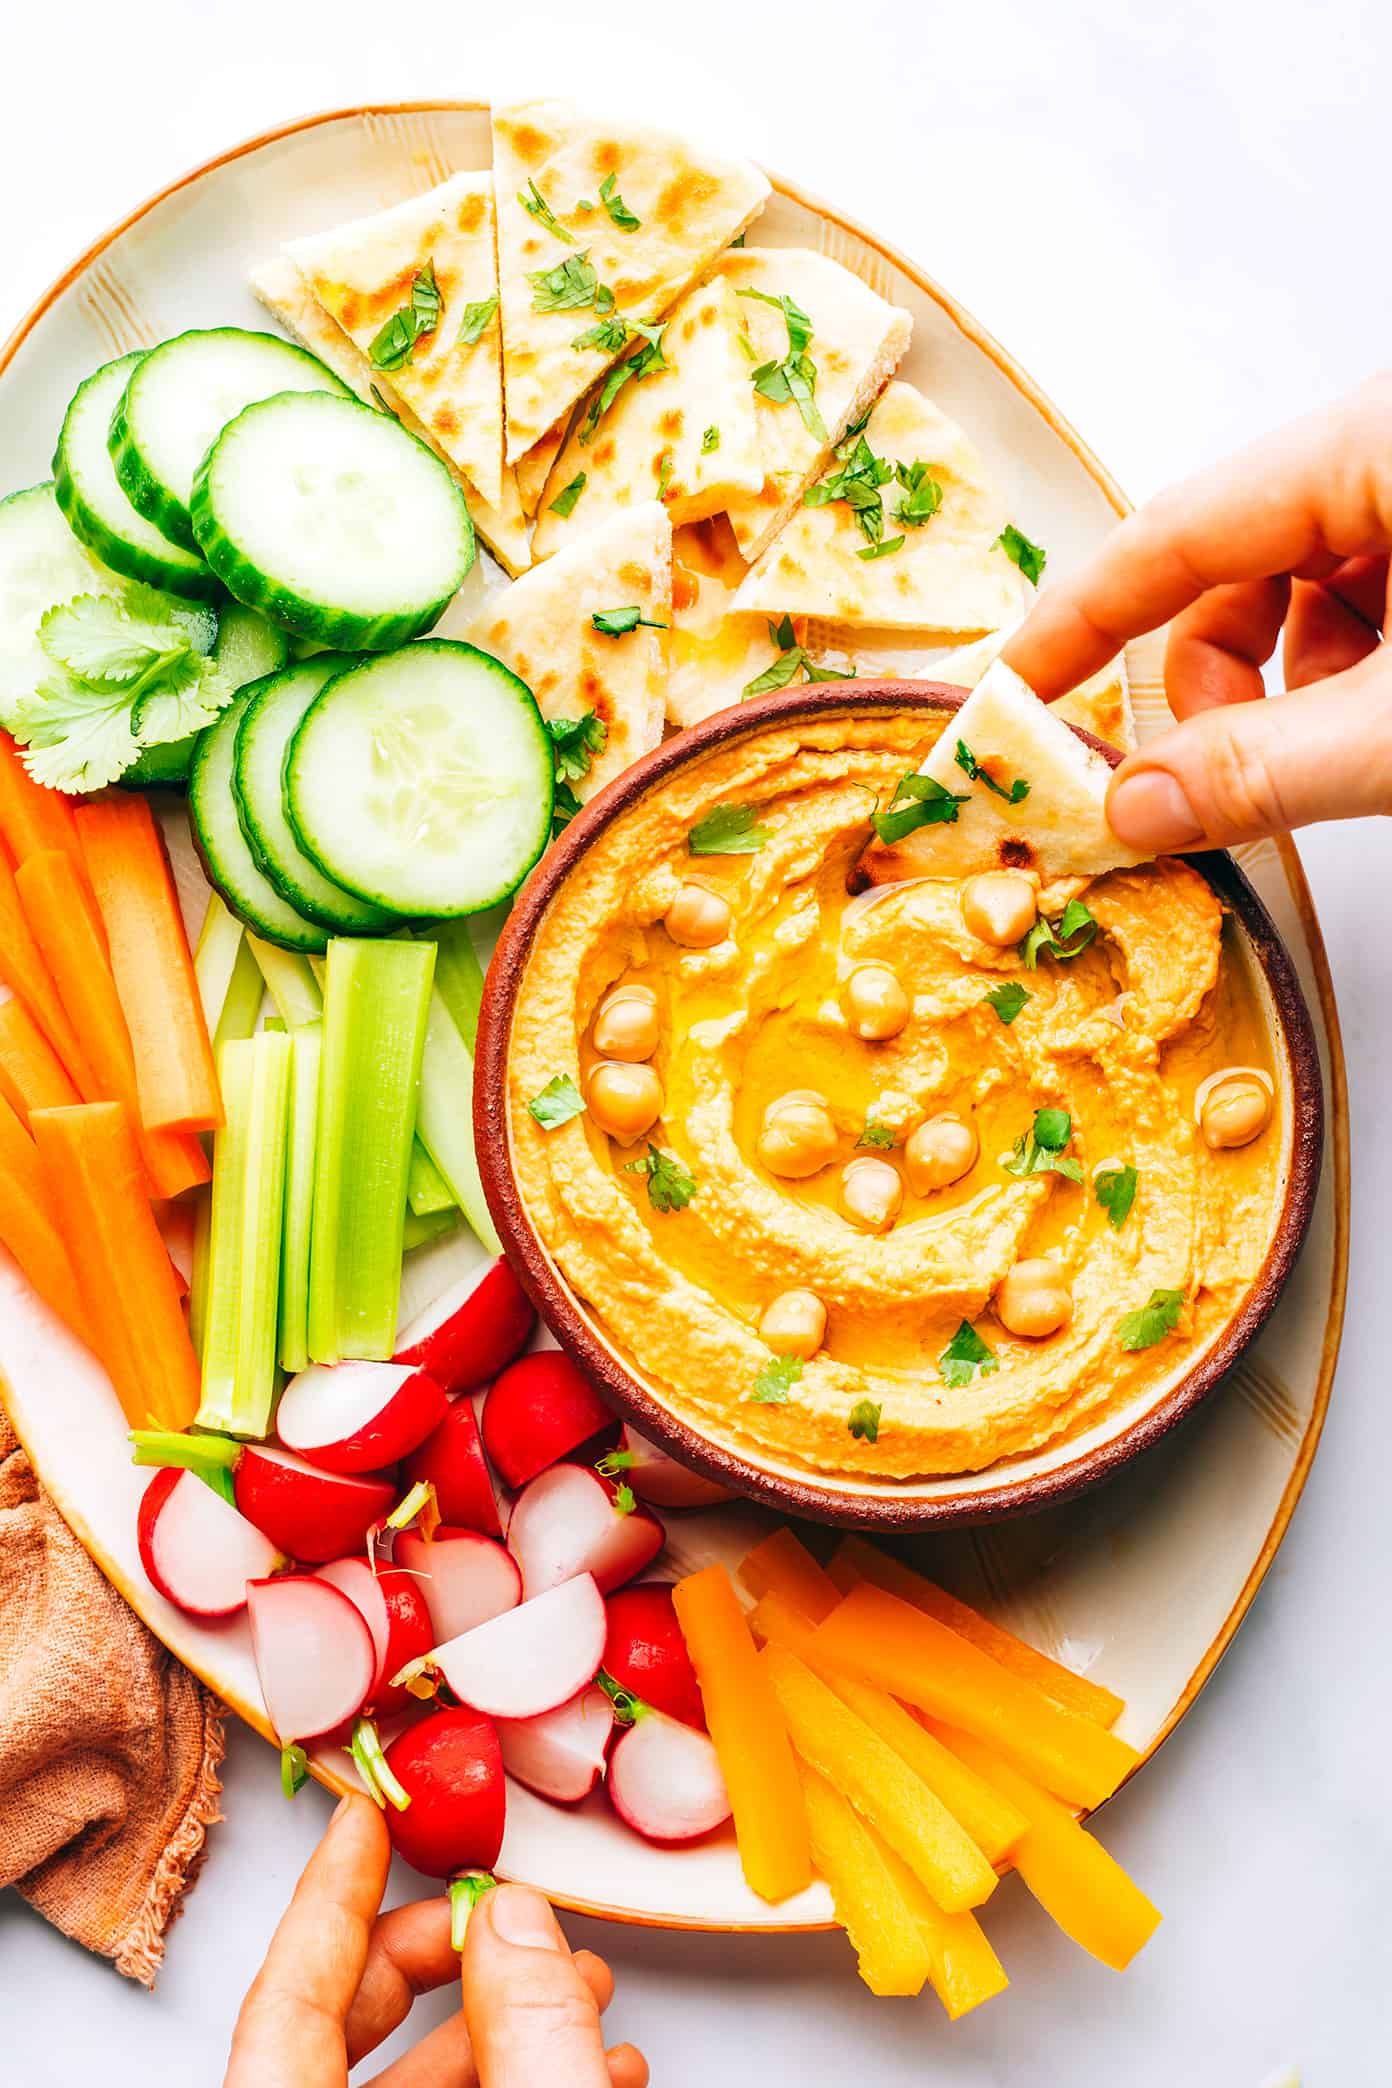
top-left (1, 3), bottom-right (1387, 2080)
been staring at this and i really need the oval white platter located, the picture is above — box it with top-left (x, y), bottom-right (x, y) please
top-left (0, 103), bottom-right (1348, 1932)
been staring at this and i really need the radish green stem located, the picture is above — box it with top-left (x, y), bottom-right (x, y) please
top-left (130, 1427), bottom-right (239, 1505)
top-left (596, 1670), bottom-right (648, 1726)
top-left (281, 1743), bottom-right (310, 1799)
top-left (388, 1654), bottom-right (440, 1699)
top-left (308, 939), bottom-right (435, 1364)
top-left (449, 1870), bottom-right (497, 1950)
top-left (278, 1023), bottom-right (321, 1373)
top-left (384, 1479), bottom-right (438, 1534)
top-left (595, 1450), bottom-right (637, 1476)
top-left (415, 989), bottom-right (501, 1254)
top-left (198, 1031), bottom-right (293, 1439)
top-left (349, 1718), bottom-right (412, 1813)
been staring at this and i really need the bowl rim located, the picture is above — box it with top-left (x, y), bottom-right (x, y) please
top-left (474, 678), bottom-right (1326, 1530)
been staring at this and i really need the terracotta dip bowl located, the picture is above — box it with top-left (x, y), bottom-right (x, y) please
top-left (474, 682), bottom-right (1323, 1530)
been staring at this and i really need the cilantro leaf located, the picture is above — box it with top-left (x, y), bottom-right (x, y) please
top-left (738, 287), bottom-right (827, 440)
top-left (656, 450), bottom-right (674, 500)
top-left (529, 251), bottom-right (602, 313)
top-left (519, 179), bottom-right (574, 242)
top-left (1002, 1107), bottom-right (1083, 1181)
top-left (623, 1143), bottom-right (697, 1212)
top-left (857, 1114), bottom-right (895, 1151)
top-left (803, 434), bottom-right (894, 547)
top-left (857, 535), bottom-right (905, 561)
top-left (572, 315), bottom-right (630, 353)
top-left (592, 606), bottom-right (668, 637)
top-left (954, 738), bottom-right (1030, 805)
top-left (1020, 899), bottom-right (1098, 968)
top-left (458, 295), bottom-right (498, 345)
top-left (939, 1320), bottom-right (999, 1388)
top-left (578, 321), bottom-right (667, 443)
top-left (11, 672), bottom-right (142, 793)
top-left (995, 523), bottom-right (1047, 585)
top-left (688, 802), bottom-right (773, 855)
top-left (598, 171), bottom-right (640, 231)
top-left (546, 710), bottom-right (606, 782)
top-left (847, 1398), bottom-right (881, 1442)
top-left (984, 981), bottom-right (1031, 1025)
top-left (549, 472), bottom-right (587, 518)
top-left (701, 425), bottom-right (720, 454)
top-left (528, 1075), bottom-right (586, 1129)
top-left (131, 652), bottom-right (233, 748)
top-left (743, 645), bottom-right (805, 698)
top-left (368, 262), bottom-right (442, 370)
top-left (1118, 1287), bottom-right (1184, 1351)
top-left (893, 461), bottom-right (944, 529)
top-left (872, 770), bottom-right (969, 844)
top-left (40, 591), bottom-right (189, 688)
top-left (747, 1354), bottom-right (803, 1404)
top-left (1094, 1162), bottom-right (1138, 1230)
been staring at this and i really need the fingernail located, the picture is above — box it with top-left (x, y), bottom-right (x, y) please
top-left (489, 1884), bottom-right (561, 1950)
top-left (1107, 769), bottom-right (1204, 850)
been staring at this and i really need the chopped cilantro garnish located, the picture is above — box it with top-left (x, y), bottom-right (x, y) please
top-left (547, 709), bottom-right (606, 784)
top-left (548, 471), bottom-right (587, 518)
top-left (598, 171), bottom-right (640, 231)
top-left (803, 434), bottom-right (894, 548)
top-left (857, 1114), bottom-right (895, 1151)
top-left (996, 523), bottom-right (1047, 585)
top-left (623, 1143), bottom-right (697, 1212)
top-left (741, 616), bottom-right (847, 697)
top-left (1118, 1287), bottom-right (1184, 1351)
top-left (737, 287), bottom-right (826, 440)
top-left (591, 606), bottom-right (668, 637)
top-left (368, 261), bottom-right (442, 370)
top-left (1094, 1163), bottom-right (1138, 1230)
top-left (857, 535), bottom-right (905, 561)
top-left (656, 450), bottom-right (674, 499)
top-left (519, 179), bottom-right (574, 242)
top-left (983, 981), bottom-right (1031, 1025)
top-left (955, 739), bottom-right (1030, 805)
top-left (872, 770), bottom-right (969, 845)
top-left (1002, 1107), bottom-right (1083, 1181)
top-left (688, 802), bottom-right (773, 855)
top-left (579, 321), bottom-right (667, 443)
top-left (1020, 899), bottom-right (1098, 968)
top-left (748, 1354), bottom-right (803, 1404)
top-left (893, 461), bottom-right (944, 529)
top-left (701, 425), bottom-right (720, 454)
top-left (847, 1399), bottom-right (881, 1442)
top-left (458, 294), bottom-right (498, 345)
top-left (528, 1075), bottom-right (585, 1129)
top-left (572, 314), bottom-right (630, 353)
top-left (529, 251), bottom-right (603, 313)
top-left (939, 1320), bottom-right (999, 1388)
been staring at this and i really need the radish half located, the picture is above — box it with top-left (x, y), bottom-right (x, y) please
top-left (507, 1464), bottom-right (664, 1600)
top-left (137, 1467), bottom-right (283, 1619)
top-left (316, 1558), bottom-right (434, 1718)
top-left (395, 1527), bottom-right (521, 1643)
top-left (496, 1686), bottom-right (613, 1805)
top-left (384, 1705), bottom-right (506, 1879)
top-left (247, 1575), bottom-right (377, 1742)
top-left (618, 1424), bottom-right (736, 1509)
top-left (276, 1360), bottom-right (448, 1475)
top-left (402, 1397), bottom-right (503, 1539)
top-left (607, 1707), bottom-right (731, 1845)
top-left (234, 1446), bottom-right (397, 1564)
top-left (429, 1574), bottom-right (606, 1720)
top-left (604, 1582), bottom-right (706, 1730)
top-left (395, 1257), bottom-right (536, 1394)
top-left (481, 1352), bottom-right (614, 1491)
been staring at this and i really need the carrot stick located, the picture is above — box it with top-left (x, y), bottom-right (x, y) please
top-left (0, 996), bottom-right (79, 1118)
top-left (0, 1091), bottom-right (89, 1344)
top-left (0, 849), bottom-right (100, 1097)
top-left (31, 1103), bottom-right (200, 1429)
top-left (74, 796), bottom-right (222, 1133)
top-left (16, 851), bottom-right (208, 1199)
top-left (672, 1564), bottom-right (811, 1903)
top-left (0, 734), bottom-right (87, 881)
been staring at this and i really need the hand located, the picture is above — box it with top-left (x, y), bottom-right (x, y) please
top-left (225, 1794), bottom-right (649, 2088)
top-left (1004, 371), bottom-right (1392, 851)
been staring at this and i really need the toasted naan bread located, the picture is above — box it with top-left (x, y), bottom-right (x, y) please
top-left (714, 249), bottom-right (912, 565)
top-left (942, 622), bottom-right (1136, 752)
top-left (667, 519), bottom-right (803, 729)
top-left (466, 503), bottom-right (671, 796)
top-left (288, 174), bottom-right (506, 511)
top-left (736, 383), bottom-right (1027, 634)
top-left (516, 421), bottom-right (567, 516)
top-left (860, 659), bottom-right (1150, 884)
top-left (492, 100), bottom-right (769, 465)
top-left (249, 254), bottom-right (532, 578)
top-left (532, 277), bottom-right (763, 558)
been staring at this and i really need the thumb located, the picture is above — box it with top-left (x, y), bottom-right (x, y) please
top-left (461, 1884), bottom-right (612, 2088)
top-left (1106, 650), bottom-right (1392, 850)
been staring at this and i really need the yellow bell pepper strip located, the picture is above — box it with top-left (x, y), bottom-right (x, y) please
top-left (873, 1830), bottom-right (1010, 2020)
top-left (738, 1527), bottom-right (841, 1621)
top-left (798, 1763), bottom-right (933, 1998)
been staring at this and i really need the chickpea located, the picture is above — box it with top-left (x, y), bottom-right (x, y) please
top-left (843, 963), bottom-right (911, 1041)
top-left (665, 883), bottom-right (732, 949)
top-left (1199, 1073), bottom-right (1273, 1150)
top-left (961, 870), bottom-right (1038, 948)
top-left (996, 1258), bottom-right (1073, 1339)
top-left (586, 1060), bottom-right (663, 1145)
top-left (593, 982), bottom-right (660, 1062)
top-left (838, 1156), bottom-right (904, 1233)
top-left (759, 1288), bottom-right (828, 1360)
top-left (756, 1091), bottom-right (840, 1179)
top-left (904, 1113), bottom-right (979, 1195)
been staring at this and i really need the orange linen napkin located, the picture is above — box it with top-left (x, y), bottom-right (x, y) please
top-left (0, 1410), bottom-right (225, 1984)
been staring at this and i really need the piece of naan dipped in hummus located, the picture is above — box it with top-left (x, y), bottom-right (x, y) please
top-left (666, 519), bottom-right (808, 729)
top-left (531, 278), bottom-right (763, 557)
top-left (287, 173), bottom-right (506, 511)
top-left (492, 99), bottom-right (770, 466)
top-left (860, 658), bottom-right (1149, 884)
top-left (248, 255), bottom-right (532, 579)
top-left (736, 383), bottom-right (1029, 635)
top-left (466, 502), bottom-right (670, 798)
top-left (943, 621), bottom-right (1136, 752)
top-left (715, 249), bottom-right (913, 565)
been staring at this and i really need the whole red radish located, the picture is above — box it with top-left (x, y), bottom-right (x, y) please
top-left (482, 1351), bottom-right (613, 1491)
top-left (496, 1686), bottom-right (613, 1805)
top-left (395, 1257), bottom-right (535, 1394)
top-left (401, 1397), bottom-right (502, 1538)
top-left (247, 1575), bottom-right (376, 1750)
top-left (277, 1360), bottom-right (447, 1475)
top-left (138, 1467), bottom-right (283, 1619)
top-left (507, 1463), bottom-right (663, 1600)
top-left (315, 1558), bottom-right (434, 1719)
top-left (607, 1697), bottom-right (731, 1845)
top-left (131, 1432), bottom-right (396, 1565)
top-left (383, 1705), bottom-right (505, 1878)
top-left (617, 1423), bottom-right (736, 1509)
top-left (427, 1574), bottom-right (606, 1720)
top-left (395, 1527), bottom-right (521, 1643)
top-left (603, 1583), bottom-right (705, 1731)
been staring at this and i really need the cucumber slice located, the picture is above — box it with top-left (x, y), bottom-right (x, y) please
top-left (285, 642), bottom-right (553, 917)
top-left (53, 355), bottom-right (218, 600)
top-left (122, 738), bottom-right (198, 788)
top-left (123, 603), bottom-right (283, 788)
top-left (233, 660), bottom-right (399, 934)
top-left (189, 684), bottom-right (326, 953)
top-left (192, 392), bottom-right (474, 651)
top-left (110, 328), bottom-right (350, 552)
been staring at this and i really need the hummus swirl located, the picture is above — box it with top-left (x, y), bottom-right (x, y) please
top-left (508, 713), bottom-right (1284, 1481)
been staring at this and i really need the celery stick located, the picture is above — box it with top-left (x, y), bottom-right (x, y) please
top-left (248, 936), bottom-right (323, 1029)
top-left (195, 893), bottom-right (265, 1046)
top-left (424, 920), bottom-right (486, 1050)
top-left (408, 1139), bottom-right (455, 1217)
top-left (403, 1206), bottom-right (461, 1253)
top-left (197, 1031), bottom-right (292, 1438)
top-left (415, 988), bottom-right (502, 1254)
top-left (188, 1186), bottom-right (213, 1361)
top-left (278, 1022), bottom-right (321, 1373)
top-left (308, 939), bottom-right (435, 1363)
